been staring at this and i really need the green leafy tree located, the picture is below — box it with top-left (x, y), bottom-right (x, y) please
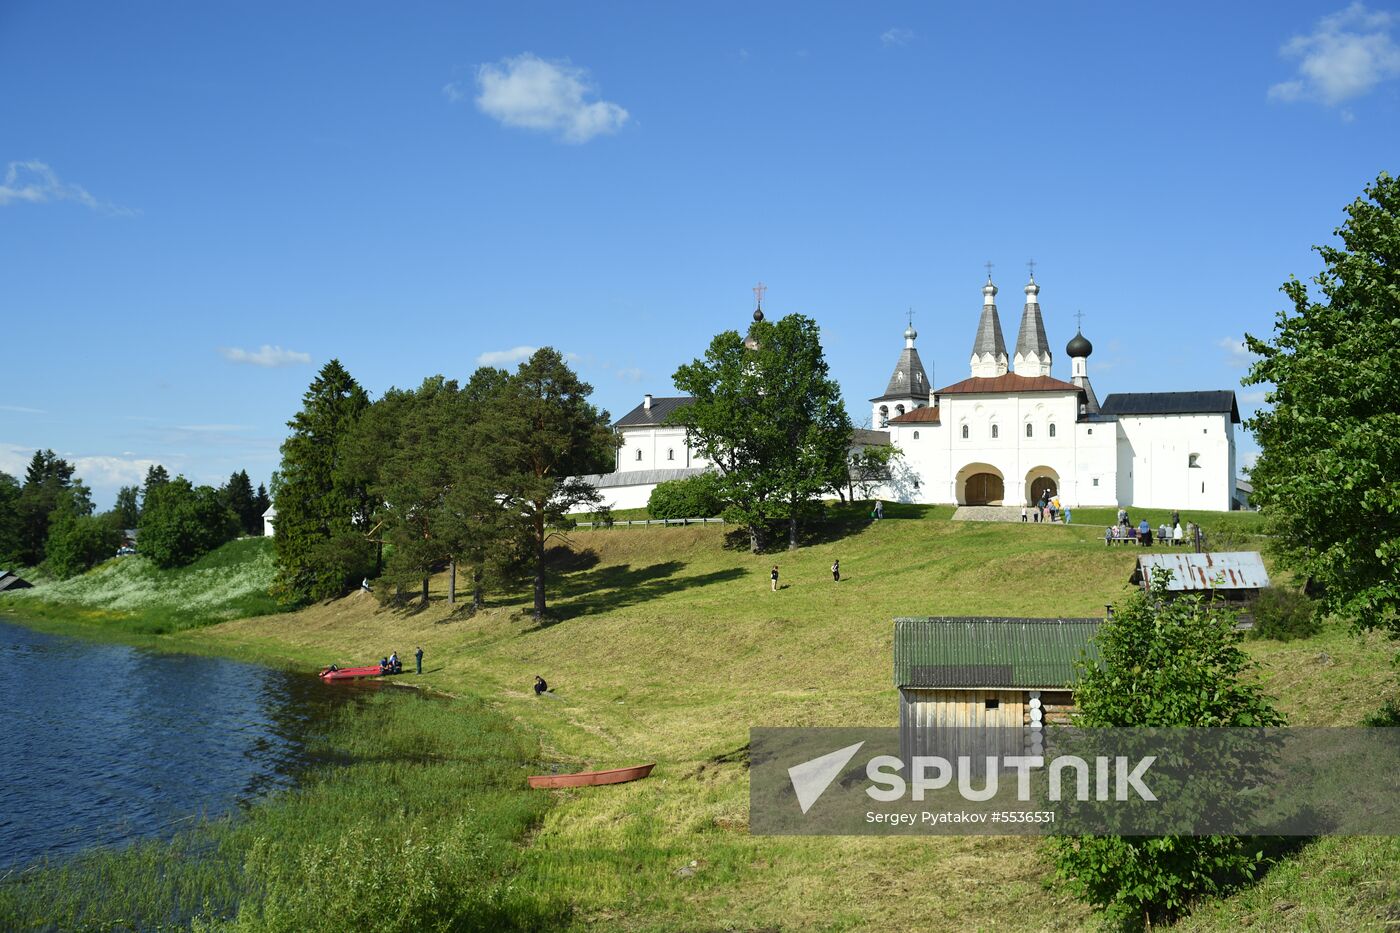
top-left (138, 476), bottom-right (239, 569)
top-left (0, 472), bottom-right (21, 566)
top-left (14, 449), bottom-right (83, 566)
top-left (1050, 570), bottom-right (1286, 926)
top-left (647, 472), bottom-right (724, 519)
top-left (672, 314), bottom-right (853, 551)
top-left (848, 444), bottom-right (903, 501)
top-left (140, 464), bottom-right (170, 516)
top-left (488, 349), bottom-right (616, 619)
top-left (45, 496), bottom-right (123, 578)
top-left (114, 485), bottom-right (140, 529)
top-left (272, 360), bottom-right (375, 603)
top-left (219, 469), bottom-right (259, 536)
top-left (1244, 171), bottom-right (1400, 635)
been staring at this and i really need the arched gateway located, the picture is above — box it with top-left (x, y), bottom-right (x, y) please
top-left (956, 463), bottom-right (1005, 506)
top-left (1026, 466), bottom-right (1060, 505)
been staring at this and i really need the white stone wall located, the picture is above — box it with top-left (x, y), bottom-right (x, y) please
top-left (615, 426), bottom-right (709, 473)
top-left (591, 481), bottom-right (661, 512)
top-left (1114, 413), bottom-right (1236, 511)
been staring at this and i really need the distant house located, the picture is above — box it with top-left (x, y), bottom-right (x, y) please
top-left (1128, 551), bottom-right (1269, 603)
top-left (894, 617), bottom-right (1100, 759)
top-left (0, 570), bottom-right (34, 592)
top-left (1234, 478), bottom-right (1254, 511)
top-left (262, 504), bottom-right (276, 538)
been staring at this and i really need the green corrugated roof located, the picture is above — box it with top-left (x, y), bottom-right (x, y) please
top-left (893, 617), bottom-right (1101, 689)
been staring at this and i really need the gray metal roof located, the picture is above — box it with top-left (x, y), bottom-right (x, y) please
top-left (851, 428), bottom-right (892, 446)
top-left (575, 467), bottom-right (710, 489)
top-left (1099, 391), bottom-right (1241, 424)
top-left (613, 396), bottom-right (694, 428)
top-left (1013, 297), bottom-right (1050, 363)
top-left (1129, 552), bottom-right (1269, 591)
top-left (871, 347), bottom-right (931, 402)
top-left (894, 617), bottom-right (1101, 689)
top-left (970, 303), bottom-right (1008, 361)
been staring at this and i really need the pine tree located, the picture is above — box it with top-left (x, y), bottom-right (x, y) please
top-left (253, 483), bottom-right (270, 534)
top-left (0, 472), bottom-right (21, 566)
top-left (140, 465), bottom-right (170, 516)
top-left (487, 349), bottom-right (616, 619)
top-left (15, 450), bottom-right (81, 566)
top-left (220, 469), bottom-right (258, 536)
top-left (272, 359), bottom-right (374, 603)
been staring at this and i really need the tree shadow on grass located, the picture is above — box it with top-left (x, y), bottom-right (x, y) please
top-left (524, 560), bottom-right (747, 629)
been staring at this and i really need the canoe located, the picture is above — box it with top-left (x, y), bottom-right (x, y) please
top-left (527, 763), bottom-right (655, 789)
top-left (319, 665), bottom-right (383, 681)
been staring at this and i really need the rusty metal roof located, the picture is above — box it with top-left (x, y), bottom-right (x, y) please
top-left (894, 617), bottom-right (1101, 689)
top-left (1128, 552), bottom-right (1269, 591)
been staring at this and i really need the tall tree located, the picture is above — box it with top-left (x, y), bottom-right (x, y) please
top-left (253, 483), bottom-right (270, 534)
top-left (0, 472), bottom-right (22, 566)
top-left (140, 464), bottom-right (170, 516)
top-left (15, 449), bottom-right (82, 566)
top-left (672, 314), bottom-right (853, 551)
top-left (1244, 172), bottom-right (1400, 635)
top-left (488, 349), bottom-right (616, 619)
top-left (220, 469), bottom-right (259, 536)
top-left (45, 494), bottom-right (122, 578)
top-left (272, 360), bottom-right (374, 604)
top-left (114, 485), bottom-right (141, 529)
top-left (138, 476), bottom-right (240, 569)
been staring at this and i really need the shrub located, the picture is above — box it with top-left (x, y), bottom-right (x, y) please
top-left (1247, 586), bottom-right (1320, 641)
top-left (647, 472), bottom-right (723, 519)
top-left (1363, 697), bottom-right (1400, 727)
top-left (44, 509), bottom-right (122, 578)
top-left (139, 477), bottom-right (240, 569)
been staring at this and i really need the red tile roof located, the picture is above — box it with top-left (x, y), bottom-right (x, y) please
top-left (887, 406), bottom-right (941, 424)
top-left (934, 374), bottom-right (1080, 395)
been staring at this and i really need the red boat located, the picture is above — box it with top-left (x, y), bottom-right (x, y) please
top-left (319, 665), bottom-right (384, 681)
top-left (527, 763), bottom-right (655, 789)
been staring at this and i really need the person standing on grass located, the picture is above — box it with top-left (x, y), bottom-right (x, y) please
top-left (875, 500), bottom-right (884, 520)
top-left (415, 646), bottom-right (423, 675)
top-left (771, 565), bottom-right (779, 591)
top-left (832, 559), bottom-right (840, 582)
top-left (1021, 506), bottom-right (1028, 523)
top-left (1063, 505), bottom-right (1072, 525)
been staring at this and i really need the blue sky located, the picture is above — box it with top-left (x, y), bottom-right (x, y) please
top-left (2, 1), bottom-right (1397, 508)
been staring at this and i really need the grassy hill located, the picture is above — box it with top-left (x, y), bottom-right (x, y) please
top-left (0, 537), bottom-right (281, 635)
top-left (175, 506), bottom-right (1399, 930)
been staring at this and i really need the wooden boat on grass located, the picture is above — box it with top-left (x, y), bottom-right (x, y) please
top-left (527, 763), bottom-right (655, 789)
top-left (319, 665), bottom-right (384, 681)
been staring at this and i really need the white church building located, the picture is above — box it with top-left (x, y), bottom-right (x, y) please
top-left (583, 274), bottom-right (1240, 512)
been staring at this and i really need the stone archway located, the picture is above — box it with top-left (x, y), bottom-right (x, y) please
top-left (1026, 466), bottom-right (1060, 506)
top-left (956, 463), bottom-right (1005, 506)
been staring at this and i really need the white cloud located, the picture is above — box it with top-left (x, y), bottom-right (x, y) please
top-left (1218, 336), bottom-right (1254, 368)
top-left (475, 345), bottom-right (538, 366)
top-left (220, 345), bottom-right (312, 367)
top-left (458, 53), bottom-right (629, 143)
top-left (1269, 4), bottom-right (1400, 105)
top-left (0, 404), bottom-right (46, 414)
top-left (1241, 450), bottom-right (1260, 472)
top-left (615, 366), bottom-right (644, 383)
top-left (881, 27), bottom-right (915, 47)
top-left (0, 160), bottom-right (134, 215)
top-left (1238, 388), bottom-right (1270, 405)
top-left (71, 454), bottom-right (162, 489)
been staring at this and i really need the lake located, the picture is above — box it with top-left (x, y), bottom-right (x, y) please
top-left (0, 616), bottom-right (377, 870)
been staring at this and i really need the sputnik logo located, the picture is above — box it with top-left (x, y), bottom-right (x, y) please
top-left (787, 741), bottom-right (865, 813)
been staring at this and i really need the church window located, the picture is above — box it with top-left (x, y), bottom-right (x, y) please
top-left (667, 449), bottom-right (674, 461)
top-left (1188, 453), bottom-right (1201, 468)
top-left (1049, 423), bottom-right (1056, 438)
top-left (1092, 478), bottom-right (1099, 487)
top-left (895, 404), bottom-right (906, 417)
top-left (879, 405), bottom-right (889, 427)
top-left (961, 425), bottom-right (969, 439)
top-left (991, 424), bottom-right (999, 439)
top-left (912, 431), bottom-right (920, 440)
top-left (1087, 428), bottom-right (1093, 435)
top-left (635, 449), bottom-right (643, 462)
top-left (1025, 423), bottom-right (1033, 438)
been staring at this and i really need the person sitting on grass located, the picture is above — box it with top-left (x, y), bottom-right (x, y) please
top-left (379, 657), bottom-right (390, 674)
top-left (388, 651), bottom-right (400, 673)
top-left (534, 675), bottom-right (548, 696)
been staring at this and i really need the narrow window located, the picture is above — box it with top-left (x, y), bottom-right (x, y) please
top-left (961, 425), bottom-right (969, 439)
top-left (895, 404), bottom-right (906, 417)
top-left (879, 405), bottom-right (889, 426)
top-left (912, 431), bottom-right (920, 440)
top-left (1049, 423), bottom-right (1056, 438)
top-left (1188, 453), bottom-right (1200, 468)
top-left (1026, 423), bottom-right (1033, 438)
top-left (984, 699), bottom-right (1000, 710)
top-left (635, 449), bottom-right (643, 461)
top-left (1092, 478), bottom-right (1100, 487)
top-left (1088, 428), bottom-right (1093, 435)
top-left (667, 449), bottom-right (674, 461)
top-left (991, 424), bottom-right (999, 439)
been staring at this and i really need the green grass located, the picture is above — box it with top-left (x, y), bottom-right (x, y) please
top-left (5, 506), bottom-right (1394, 930)
top-left (0, 690), bottom-right (565, 932)
top-left (0, 537), bottom-right (282, 636)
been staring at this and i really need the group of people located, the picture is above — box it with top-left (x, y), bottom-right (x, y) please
top-left (1105, 509), bottom-right (1191, 547)
top-left (378, 647), bottom-right (425, 675)
top-left (1021, 495), bottom-right (1071, 524)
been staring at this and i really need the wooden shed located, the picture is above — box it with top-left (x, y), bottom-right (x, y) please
top-left (894, 617), bottom-right (1100, 760)
top-left (1128, 551), bottom-right (1269, 603)
top-left (0, 570), bottom-right (34, 592)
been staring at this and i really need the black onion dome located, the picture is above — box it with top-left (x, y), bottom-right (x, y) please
top-left (1066, 328), bottom-right (1093, 357)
